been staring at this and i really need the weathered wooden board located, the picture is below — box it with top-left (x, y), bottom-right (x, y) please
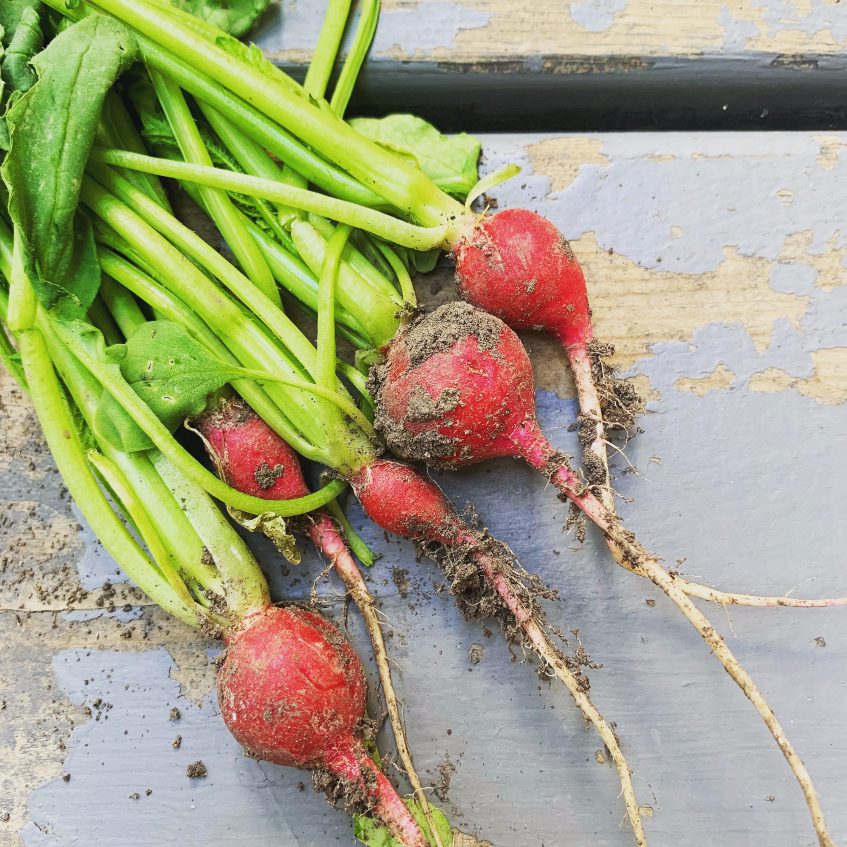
top-left (2, 132), bottom-right (846, 847)
top-left (253, 2), bottom-right (847, 129)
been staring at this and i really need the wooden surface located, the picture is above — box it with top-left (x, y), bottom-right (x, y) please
top-left (259, 0), bottom-right (847, 63)
top-left (253, 2), bottom-right (847, 129)
top-left (2, 131), bottom-right (846, 847)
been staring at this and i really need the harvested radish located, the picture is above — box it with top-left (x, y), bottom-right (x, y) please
top-left (370, 300), bottom-right (840, 847)
top-left (193, 395), bottom-right (445, 845)
top-left (219, 605), bottom-right (427, 847)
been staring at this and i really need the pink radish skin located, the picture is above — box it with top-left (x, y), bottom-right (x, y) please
top-left (454, 208), bottom-right (592, 350)
top-left (218, 606), bottom-right (426, 847)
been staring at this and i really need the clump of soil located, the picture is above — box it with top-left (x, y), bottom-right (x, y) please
top-left (402, 302), bottom-right (504, 369)
top-left (435, 755), bottom-right (456, 802)
top-left (586, 339), bottom-right (643, 434)
top-left (312, 760), bottom-right (378, 816)
top-left (467, 643), bottom-right (485, 665)
top-left (391, 567), bottom-right (410, 598)
top-left (186, 761), bottom-right (207, 778)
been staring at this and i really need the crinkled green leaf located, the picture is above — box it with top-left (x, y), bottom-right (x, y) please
top-left (1, 16), bottom-right (137, 318)
top-left (0, 0), bottom-right (41, 46)
top-left (58, 319), bottom-right (154, 452)
top-left (350, 114), bottom-right (481, 200)
top-left (172, 0), bottom-right (271, 38)
top-left (1, 5), bottom-right (42, 94)
top-left (228, 507), bottom-right (301, 563)
top-left (354, 800), bottom-right (453, 847)
top-left (115, 320), bottom-right (243, 432)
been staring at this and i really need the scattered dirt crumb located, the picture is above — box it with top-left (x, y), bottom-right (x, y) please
top-left (128, 793), bottom-right (140, 800)
top-left (467, 643), bottom-right (485, 665)
top-left (814, 636), bottom-right (827, 648)
top-left (645, 598), bottom-right (656, 608)
top-left (169, 707), bottom-right (181, 721)
top-left (594, 750), bottom-right (607, 764)
top-left (435, 755), bottom-right (456, 802)
top-left (172, 735), bottom-right (182, 749)
top-left (61, 773), bottom-right (71, 782)
top-left (391, 567), bottom-right (410, 598)
top-left (186, 761), bottom-right (208, 778)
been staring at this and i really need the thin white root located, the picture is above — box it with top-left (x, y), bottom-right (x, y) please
top-left (565, 350), bottom-right (835, 847)
top-left (472, 549), bottom-right (647, 847)
top-left (310, 516), bottom-right (446, 847)
top-left (569, 352), bottom-right (847, 609)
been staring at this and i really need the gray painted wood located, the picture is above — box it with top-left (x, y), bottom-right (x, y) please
top-left (3, 131), bottom-right (847, 847)
top-left (250, 2), bottom-right (847, 129)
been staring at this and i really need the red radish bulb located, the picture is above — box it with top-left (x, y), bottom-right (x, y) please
top-left (454, 208), bottom-right (592, 350)
top-left (218, 606), bottom-right (426, 847)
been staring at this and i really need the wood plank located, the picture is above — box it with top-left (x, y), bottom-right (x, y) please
top-left (252, 2), bottom-right (847, 129)
top-left (2, 131), bottom-right (846, 847)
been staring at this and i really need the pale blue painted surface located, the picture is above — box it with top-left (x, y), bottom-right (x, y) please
top-left (17, 133), bottom-right (847, 847)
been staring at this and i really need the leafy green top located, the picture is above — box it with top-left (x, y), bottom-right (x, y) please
top-left (350, 114), bottom-right (481, 200)
top-left (2, 15), bottom-right (137, 318)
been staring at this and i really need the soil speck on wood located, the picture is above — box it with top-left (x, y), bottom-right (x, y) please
top-left (391, 567), bottom-right (410, 598)
top-left (186, 761), bottom-right (208, 778)
top-left (435, 755), bottom-right (456, 801)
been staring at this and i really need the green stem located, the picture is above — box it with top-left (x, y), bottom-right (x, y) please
top-left (290, 220), bottom-right (399, 349)
top-left (102, 90), bottom-right (173, 211)
top-left (304, 0), bottom-right (351, 99)
top-left (138, 32), bottom-right (383, 207)
top-left (43, 309), bottom-right (226, 596)
top-left (317, 224), bottom-right (350, 394)
top-left (242, 217), bottom-right (371, 344)
top-left (8, 229), bottom-right (37, 333)
top-left (97, 246), bottom-right (317, 460)
top-left (148, 71), bottom-right (279, 306)
top-left (100, 275), bottom-right (147, 336)
top-left (330, 0), bottom-right (380, 117)
top-left (308, 214), bottom-right (401, 304)
top-left (83, 172), bottom-right (373, 466)
top-left (236, 365), bottom-right (376, 440)
top-left (88, 297), bottom-right (122, 346)
top-left (18, 326), bottom-right (199, 627)
top-left (152, 453), bottom-right (270, 620)
top-left (88, 165), bottom-right (321, 381)
top-left (92, 148), bottom-right (448, 250)
top-left (325, 499), bottom-right (375, 567)
top-left (198, 102), bottom-right (299, 232)
top-left (0, 315), bottom-right (27, 391)
top-left (375, 241), bottom-right (416, 308)
top-left (52, 319), bottom-right (350, 516)
top-left (72, 0), bottom-right (463, 227)
top-left (87, 450), bottom-right (195, 603)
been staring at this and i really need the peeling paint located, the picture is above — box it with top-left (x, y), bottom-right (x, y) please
top-left (750, 347), bottom-right (847, 404)
top-left (675, 363), bottom-right (736, 395)
top-left (570, 0), bottom-right (629, 34)
top-left (253, 0), bottom-right (847, 69)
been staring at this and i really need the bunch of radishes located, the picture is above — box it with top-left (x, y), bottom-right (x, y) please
top-left (2, 1), bottom-right (845, 846)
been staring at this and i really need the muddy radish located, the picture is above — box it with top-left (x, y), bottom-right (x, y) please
top-left (370, 300), bottom-right (839, 847)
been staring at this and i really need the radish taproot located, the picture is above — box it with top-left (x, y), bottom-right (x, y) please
top-left (370, 300), bottom-right (841, 847)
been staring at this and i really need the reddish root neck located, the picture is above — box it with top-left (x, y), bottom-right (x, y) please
top-left (325, 739), bottom-right (426, 847)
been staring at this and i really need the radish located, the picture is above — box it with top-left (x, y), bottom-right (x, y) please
top-left (370, 300), bottom-right (840, 847)
top-left (193, 394), bottom-right (446, 846)
top-left (219, 604), bottom-right (428, 847)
